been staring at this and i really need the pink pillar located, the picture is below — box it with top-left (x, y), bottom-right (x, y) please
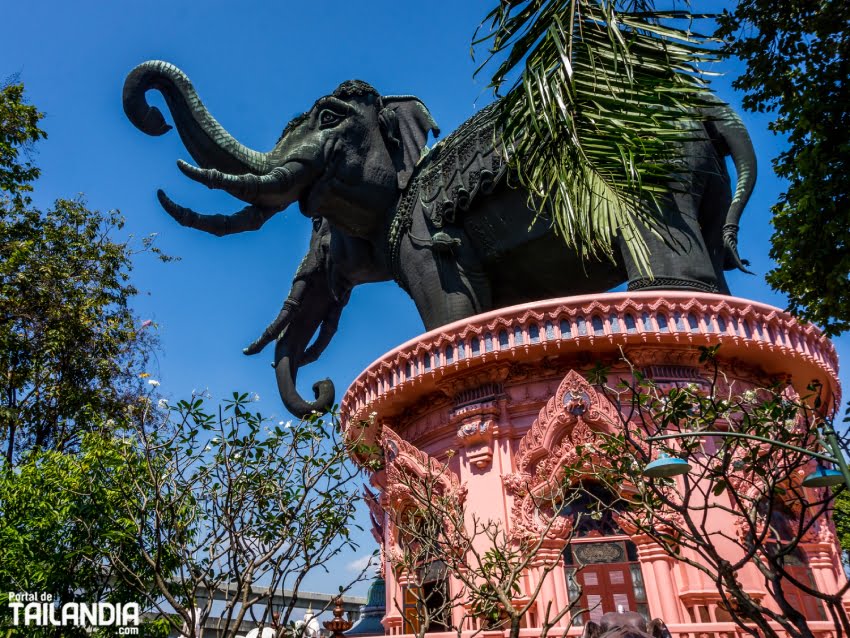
top-left (805, 543), bottom-right (841, 595)
top-left (637, 539), bottom-right (683, 623)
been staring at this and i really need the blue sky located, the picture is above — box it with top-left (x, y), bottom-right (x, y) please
top-left (2, 0), bottom-right (846, 599)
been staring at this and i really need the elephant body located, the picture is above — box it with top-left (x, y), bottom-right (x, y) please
top-left (123, 61), bottom-right (756, 417)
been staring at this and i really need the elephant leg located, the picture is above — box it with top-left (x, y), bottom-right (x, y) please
top-left (400, 218), bottom-right (491, 330)
top-left (622, 186), bottom-right (729, 295)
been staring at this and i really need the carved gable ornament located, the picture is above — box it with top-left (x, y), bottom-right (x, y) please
top-left (503, 370), bottom-right (620, 541)
top-left (380, 426), bottom-right (467, 512)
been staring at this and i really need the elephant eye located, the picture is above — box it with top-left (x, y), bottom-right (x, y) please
top-left (319, 109), bottom-right (345, 128)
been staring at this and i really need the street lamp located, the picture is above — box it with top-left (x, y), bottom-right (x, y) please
top-left (641, 420), bottom-right (850, 491)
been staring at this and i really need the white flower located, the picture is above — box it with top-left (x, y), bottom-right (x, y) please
top-left (742, 389), bottom-right (757, 403)
top-left (249, 392), bottom-right (260, 402)
top-left (148, 379), bottom-right (160, 387)
top-left (157, 398), bottom-right (168, 409)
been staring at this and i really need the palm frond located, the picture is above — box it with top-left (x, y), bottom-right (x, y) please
top-left (476, 1), bottom-right (719, 276)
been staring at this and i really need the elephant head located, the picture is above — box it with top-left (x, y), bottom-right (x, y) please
top-left (123, 61), bottom-right (439, 240)
top-left (581, 612), bottom-right (671, 638)
top-left (123, 61), bottom-right (439, 416)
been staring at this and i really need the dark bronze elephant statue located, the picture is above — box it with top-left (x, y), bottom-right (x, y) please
top-left (582, 612), bottom-right (671, 638)
top-left (123, 60), bottom-right (756, 417)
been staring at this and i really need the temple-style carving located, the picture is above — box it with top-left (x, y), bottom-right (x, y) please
top-left (338, 293), bottom-right (846, 636)
top-left (380, 425), bottom-right (466, 511)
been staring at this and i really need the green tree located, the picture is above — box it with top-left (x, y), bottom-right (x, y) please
top-left (0, 81), bottom-right (44, 200)
top-left (0, 431), bottom-right (173, 637)
top-left (716, 2), bottom-right (850, 334)
top-left (0, 82), bottom-right (161, 465)
top-left (833, 488), bottom-right (850, 563)
top-left (0, 81), bottom-right (168, 636)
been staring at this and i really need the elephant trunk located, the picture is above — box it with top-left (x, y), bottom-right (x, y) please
top-left (123, 60), bottom-right (270, 175)
top-left (274, 333), bottom-right (335, 419)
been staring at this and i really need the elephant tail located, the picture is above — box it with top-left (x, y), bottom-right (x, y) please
top-left (708, 97), bottom-right (757, 274)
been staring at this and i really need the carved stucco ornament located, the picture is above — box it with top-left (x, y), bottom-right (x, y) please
top-left (503, 369), bottom-right (620, 542)
top-left (456, 418), bottom-right (494, 469)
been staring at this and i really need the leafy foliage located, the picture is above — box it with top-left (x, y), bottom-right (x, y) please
top-left (833, 488), bottom-right (850, 562)
top-left (0, 83), bottom-right (163, 465)
top-left (0, 81), bottom-right (170, 636)
top-left (102, 394), bottom-right (370, 638)
top-left (0, 82), bottom-right (45, 200)
top-left (0, 199), bottom-right (160, 462)
top-left (0, 432), bottom-right (173, 637)
top-left (716, 2), bottom-right (850, 334)
top-left (476, 1), bottom-right (718, 274)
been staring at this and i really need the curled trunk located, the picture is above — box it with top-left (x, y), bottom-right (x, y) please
top-left (273, 334), bottom-right (335, 419)
top-left (123, 60), bottom-right (270, 175)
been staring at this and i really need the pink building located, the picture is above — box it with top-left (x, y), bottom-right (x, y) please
top-left (340, 292), bottom-right (847, 638)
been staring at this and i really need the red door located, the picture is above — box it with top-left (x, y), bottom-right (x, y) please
top-left (565, 540), bottom-right (648, 625)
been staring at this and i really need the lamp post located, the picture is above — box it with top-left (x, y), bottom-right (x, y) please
top-left (642, 425), bottom-right (850, 491)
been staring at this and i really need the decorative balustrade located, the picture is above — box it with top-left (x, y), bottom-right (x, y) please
top-left (385, 622), bottom-right (840, 638)
top-left (341, 292), bottom-right (839, 424)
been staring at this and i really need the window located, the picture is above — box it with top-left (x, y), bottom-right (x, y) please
top-left (750, 501), bottom-right (826, 621)
top-left (402, 562), bottom-right (450, 633)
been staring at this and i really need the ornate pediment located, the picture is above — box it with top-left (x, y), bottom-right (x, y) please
top-left (513, 369), bottom-right (619, 477)
top-left (503, 369), bottom-right (621, 541)
top-left (380, 426), bottom-right (466, 510)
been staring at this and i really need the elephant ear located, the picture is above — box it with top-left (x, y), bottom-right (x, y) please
top-left (648, 619), bottom-right (672, 638)
top-left (380, 95), bottom-right (440, 190)
top-left (581, 621), bottom-right (602, 638)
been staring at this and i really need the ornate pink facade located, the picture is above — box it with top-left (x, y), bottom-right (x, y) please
top-left (340, 292), bottom-right (847, 638)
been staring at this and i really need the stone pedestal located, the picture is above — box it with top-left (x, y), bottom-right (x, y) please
top-left (341, 292), bottom-right (845, 638)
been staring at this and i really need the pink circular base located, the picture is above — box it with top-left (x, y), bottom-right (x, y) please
top-left (341, 293), bottom-right (846, 637)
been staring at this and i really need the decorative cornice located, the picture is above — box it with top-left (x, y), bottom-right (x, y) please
top-left (340, 293), bottom-right (839, 440)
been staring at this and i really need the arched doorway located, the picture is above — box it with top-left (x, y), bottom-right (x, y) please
top-left (562, 483), bottom-right (649, 625)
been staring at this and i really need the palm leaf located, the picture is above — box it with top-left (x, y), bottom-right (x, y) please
top-left (475, 1), bottom-right (719, 276)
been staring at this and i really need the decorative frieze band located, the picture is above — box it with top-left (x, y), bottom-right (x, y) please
top-left (341, 292), bottom-right (838, 426)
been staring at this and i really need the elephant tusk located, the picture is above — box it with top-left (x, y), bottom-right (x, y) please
top-left (177, 160), bottom-right (295, 204)
top-left (157, 190), bottom-right (279, 237)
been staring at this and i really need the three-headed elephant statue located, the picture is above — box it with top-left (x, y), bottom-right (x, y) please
top-left (123, 60), bottom-right (756, 418)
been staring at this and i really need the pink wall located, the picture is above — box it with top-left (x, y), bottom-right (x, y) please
top-left (343, 293), bottom-right (847, 638)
